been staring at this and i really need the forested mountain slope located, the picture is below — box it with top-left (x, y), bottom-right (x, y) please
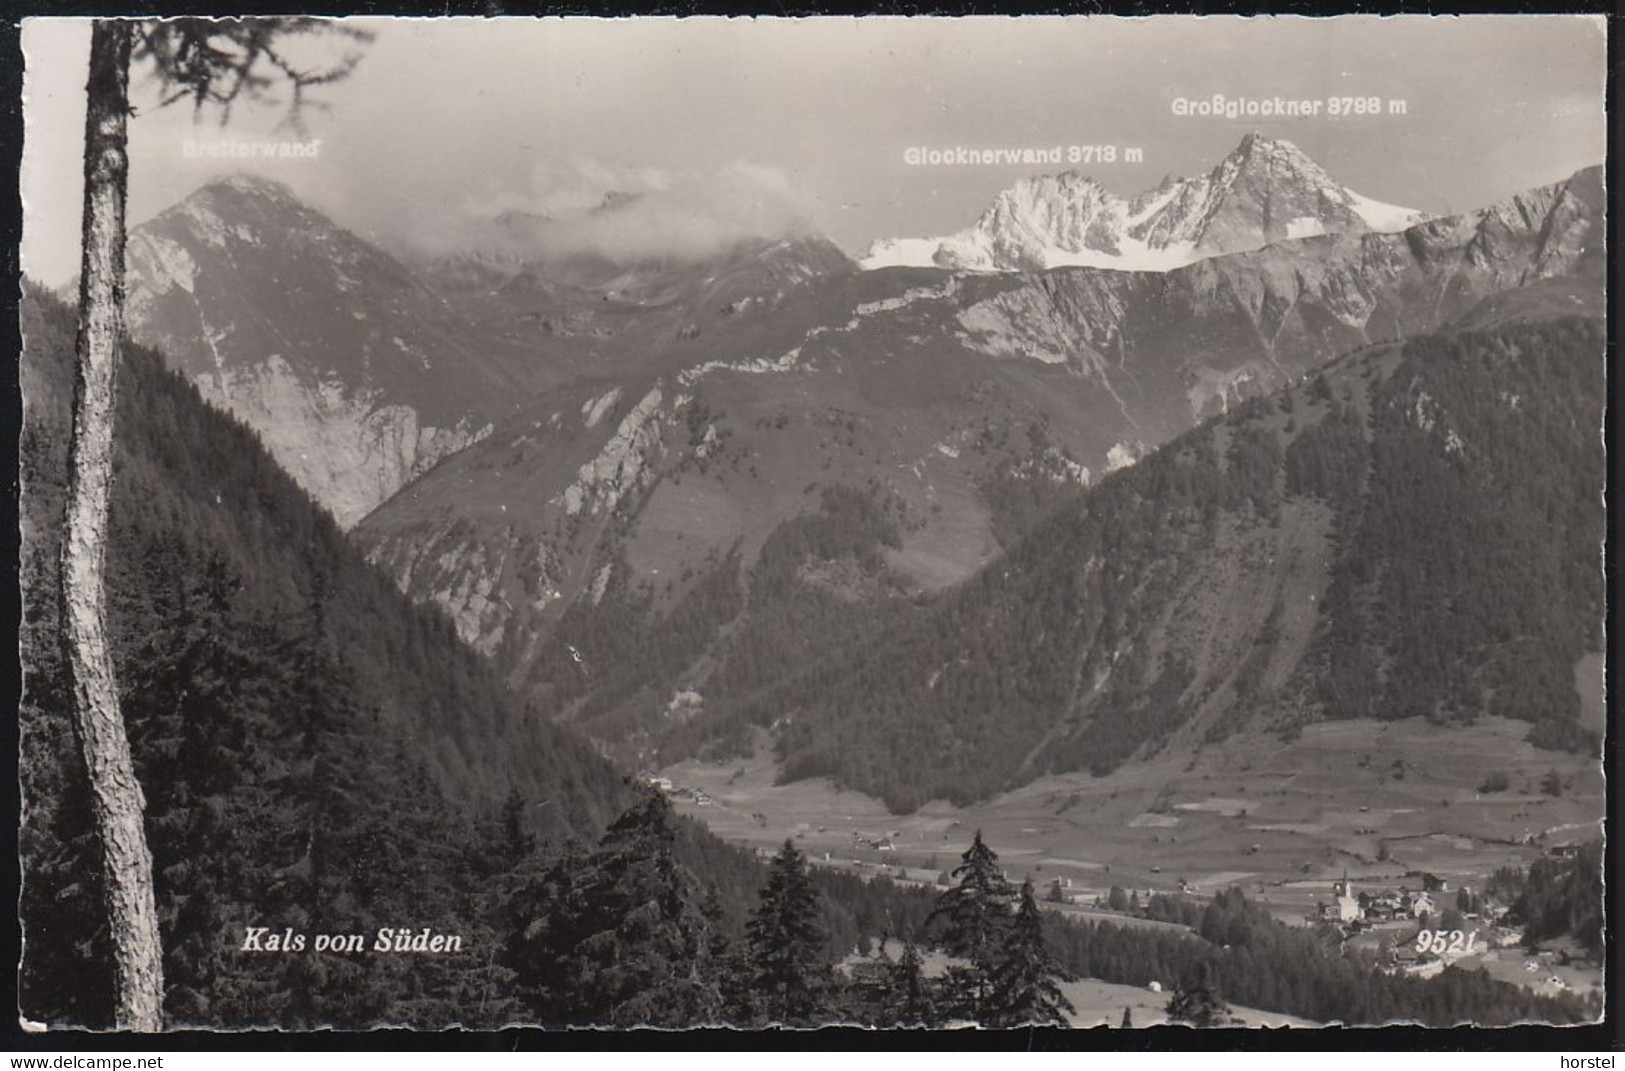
top-left (19, 283), bottom-right (639, 1025)
top-left (18, 284), bottom-right (940, 1027)
top-left (705, 312), bottom-right (1605, 811)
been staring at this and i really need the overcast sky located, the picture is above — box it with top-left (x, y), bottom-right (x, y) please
top-left (22, 15), bottom-right (1606, 286)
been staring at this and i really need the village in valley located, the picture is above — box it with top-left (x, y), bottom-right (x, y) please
top-left (1308, 874), bottom-right (1511, 972)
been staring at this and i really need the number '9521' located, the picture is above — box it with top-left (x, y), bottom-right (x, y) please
top-left (1416, 929), bottom-right (1478, 955)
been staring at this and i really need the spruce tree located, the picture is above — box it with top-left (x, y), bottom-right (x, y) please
top-left (887, 938), bottom-right (938, 1027)
top-left (502, 838), bottom-right (589, 1017)
top-left (986, 880), bottom-right (1074, 1028)
top-left (63, 18), bottom-right (371, 1029)
top-left (925, 830), bottom-right (1014, 1019)
top-left (512, 790), bottom-right (725, 1027)
top-left (1166, 962), bottom-right (1231, 1028)
top-left (701, 884), bottom-right (752, 1022)
top-left (497, 788), bottom-right (536, 861)
top-left (746, 839), bottom-right (830, 1026)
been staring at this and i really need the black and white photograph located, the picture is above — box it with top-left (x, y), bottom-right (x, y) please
top-left (15, 13), bottom-right (1608, 1036)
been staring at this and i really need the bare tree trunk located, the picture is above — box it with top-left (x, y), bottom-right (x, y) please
top-left (63, 18), bottom-right (164, 1032)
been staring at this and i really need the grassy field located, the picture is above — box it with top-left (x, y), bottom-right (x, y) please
top-left (664, 714), bottom-right (1600, 909)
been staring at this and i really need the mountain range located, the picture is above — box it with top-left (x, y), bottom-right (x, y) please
top-left (861, 133), bottom-right (1425, 272)
top-left (353, 164), bottom-right (1601, 758)
top-left (110, 137), bottom-right (1605, 804)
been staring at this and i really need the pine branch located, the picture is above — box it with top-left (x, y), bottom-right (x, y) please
top-left (132, 17), bottom-right (374, 138)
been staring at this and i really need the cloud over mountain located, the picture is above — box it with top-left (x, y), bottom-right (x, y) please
top-left (437, 158), bottom-right (819, 266)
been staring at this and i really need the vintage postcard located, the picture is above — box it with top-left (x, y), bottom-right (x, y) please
top-left (17, 14), bottom-right (1607, 1035)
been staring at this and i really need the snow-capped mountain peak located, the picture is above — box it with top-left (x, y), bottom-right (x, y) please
top-left (862, 133), bottom-right (1425, 273)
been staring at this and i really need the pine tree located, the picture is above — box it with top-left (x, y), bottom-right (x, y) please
top-left (746, 839), bottom-right (830, 1026)
top-left (700, 884), bottom-right (753, 1022)
top-left (887, 938), bottom-right (937, 1027)
top-left (926, 830), bottom-right (1014, 1019)
top-left (61, 21), bottom-right (162, 1030)
top-left (62, 16), bottom-right (371, 1030)
top-left (1166, 962), bottom-right (1231, 1028)
top-left (509, 790), bottom-right (724, 1027)
top-left (121, 558), bottom-right (254, 1024)
top-left (1120, 1005), bottom-right (1134, 1028)
top-left (497, 788), bottom-right (536, 861)
top-left (986, 880), bottom-right (1074, 1028)
top-left (502, 838), bottom-right (588, 1017)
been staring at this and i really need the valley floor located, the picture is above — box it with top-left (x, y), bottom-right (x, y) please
top-left (662, 713), bottom-right (1605, 1017)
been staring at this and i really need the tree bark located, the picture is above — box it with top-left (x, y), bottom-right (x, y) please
top-left (63, 18), bottom-right (164, 1032)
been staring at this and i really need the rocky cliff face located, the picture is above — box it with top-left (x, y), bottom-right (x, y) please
top-left (190, 357), bottom-right (492, 528)
top-left (862, 133), bottom-right (1424, 272)
top-left (124, 175), bottom-right (530, 527)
